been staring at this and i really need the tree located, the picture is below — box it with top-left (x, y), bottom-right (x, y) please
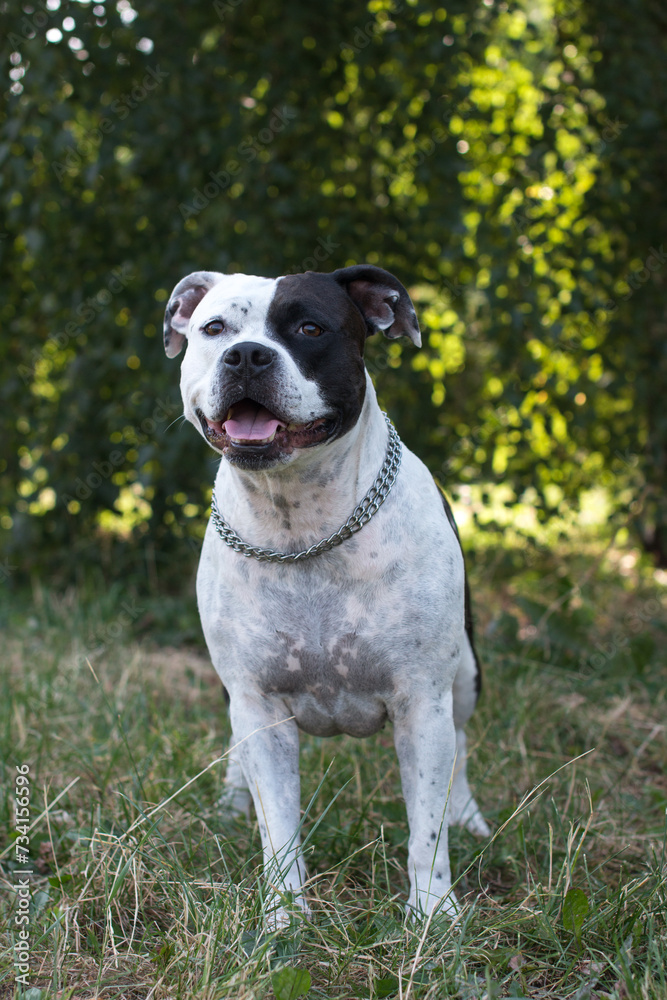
top-left (1, 0), bottom-right (665, 587)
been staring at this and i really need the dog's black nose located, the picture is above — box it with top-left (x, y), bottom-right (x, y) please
top-left (222, 341), bottom-right (277, 376)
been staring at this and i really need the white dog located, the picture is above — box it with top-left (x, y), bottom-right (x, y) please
top-left (164, 265), bottom-right (489, 925)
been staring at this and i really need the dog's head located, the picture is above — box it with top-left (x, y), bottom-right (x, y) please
top-left (164, 266), bottom-right (420, 469)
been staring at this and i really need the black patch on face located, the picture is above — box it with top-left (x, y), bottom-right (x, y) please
top-left (265, 272), bottom-right (369, 441)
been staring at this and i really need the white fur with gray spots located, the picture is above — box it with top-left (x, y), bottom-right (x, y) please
top-left (164, 267), bottom-right (489, 927)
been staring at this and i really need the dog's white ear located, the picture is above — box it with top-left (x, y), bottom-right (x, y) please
top-left (332, 264), bottom-right (421, 347)
top-left (163, 271), bottom-right (225, 358)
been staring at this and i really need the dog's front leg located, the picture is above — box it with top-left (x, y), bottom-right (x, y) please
top-left (229, 697), bottom-right (308, 927)
top-left (393, 687), bottom-right (459, 920)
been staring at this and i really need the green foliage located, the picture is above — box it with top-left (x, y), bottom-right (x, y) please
top-left (1, 0), bottom-right (665, 583)
top-left (271, 966), bottom-right (312, 1000)
top-left (562, 886), bottom-right (589, 943)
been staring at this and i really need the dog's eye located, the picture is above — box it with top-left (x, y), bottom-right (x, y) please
top-left (203, 320), bottom-right (225, 336)
top-left (299, 322), bottom-right (323, 337)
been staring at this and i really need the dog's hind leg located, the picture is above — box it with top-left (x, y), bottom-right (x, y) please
top-left (448, 634), bottom-right (490, 837)
top-left (219, 741), bottom-right (253, 820)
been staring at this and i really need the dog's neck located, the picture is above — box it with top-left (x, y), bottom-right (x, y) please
top-left (212, 374), bottom-right (389, 552)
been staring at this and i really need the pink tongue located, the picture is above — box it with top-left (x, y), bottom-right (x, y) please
top-left (223, 401), bottom-right (283, 441)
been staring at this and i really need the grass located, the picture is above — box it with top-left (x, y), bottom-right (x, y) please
top-left (0, 531), bottom-right (666, 999)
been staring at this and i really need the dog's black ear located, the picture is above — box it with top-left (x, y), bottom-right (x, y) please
top-left (332, 264), bottom-right (421, 347)
top-left (163, 271), bottom-right (224, 358)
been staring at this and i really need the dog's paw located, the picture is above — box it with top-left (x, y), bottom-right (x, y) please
top-left (264, 895), bottom-right (311, 932)
top-left (450, 803), bottom-right (491, 838)
top-left (406, 889), bottom-right (459, 923)
top-left (447, 794), bottom-right (491, 838)
top-left (461, 809), bottom-right (491, 838)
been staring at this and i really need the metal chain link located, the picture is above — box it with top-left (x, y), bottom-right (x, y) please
top-left (209, 411), bottom-right (402, 563)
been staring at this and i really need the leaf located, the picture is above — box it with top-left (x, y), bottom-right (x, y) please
top-left (562, 886), bottom-right (590, 940)
top-left (375, 976), bottom-right (399, 997)
top-left (29, 890), bottom-right (50, 919)
top-left (271, 966), bottom-right (311, 1000)
top-left (48, 872), bottom-right (73, 889)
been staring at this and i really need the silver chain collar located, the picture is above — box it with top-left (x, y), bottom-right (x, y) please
top-left (209, 411), bottom-right (402, 564)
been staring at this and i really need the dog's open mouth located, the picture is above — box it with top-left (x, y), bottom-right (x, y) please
top-left (198, 399), bottom-right (336, 458)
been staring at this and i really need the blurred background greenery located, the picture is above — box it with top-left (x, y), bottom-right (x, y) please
top-left (1, 0), bottom-right (666, 594)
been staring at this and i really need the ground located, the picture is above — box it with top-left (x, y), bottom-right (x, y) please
top-left (0, 531), bottom-right (665, 999)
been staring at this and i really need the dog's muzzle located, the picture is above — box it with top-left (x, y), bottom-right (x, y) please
top-left (198, 399), bottom-right (332, 447)
top-left (195, 341), bottom-right (338, 463)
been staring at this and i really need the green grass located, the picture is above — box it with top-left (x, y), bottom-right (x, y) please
top-left (1, 534), bottom-right (666, 999)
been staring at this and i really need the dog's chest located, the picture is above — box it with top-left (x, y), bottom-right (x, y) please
top-left (197, 542), bottom-right (450, 738)
top-left (197, 442), bottom-right (464, 738)
top-left (262, 616), bottom-right (392, 737)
